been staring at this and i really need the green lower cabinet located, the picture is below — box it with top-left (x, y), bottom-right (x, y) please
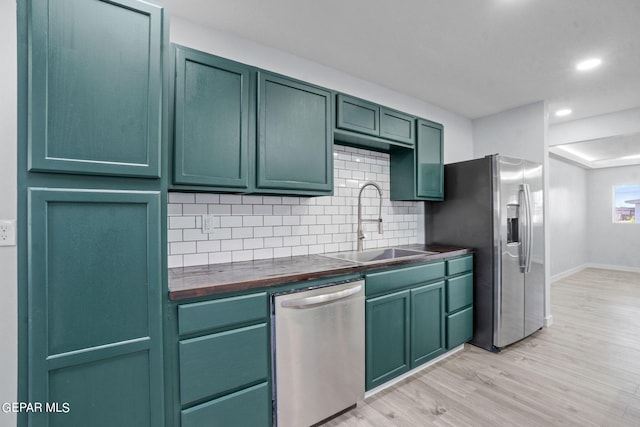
top-left (181, 382), bottom-right (270, 427)
top-left (174, 292), bottom-right (271, 426)
top-left (366, 256), bottom-right (473, 390)
top-left (27, 188), bottom-right (164, 426)
top-left (447, 307), bottom-right (474, 349)
top-left (411, 281), bottom-right (446, 367)
top-left (365, 290), bottom-right (411, 390)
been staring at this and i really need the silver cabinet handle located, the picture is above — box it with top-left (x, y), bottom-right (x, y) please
top-left (280, 284), bottom-right (362, 308)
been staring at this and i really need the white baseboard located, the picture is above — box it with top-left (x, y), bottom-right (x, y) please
top-left (585, 263), bottom-right (640, 274)
top-left (364, 344), bottom-right (465, 399)
top-left (544, 315), bottom-right (554, 327)
top-left (551, 264), bottom-right (588, 282)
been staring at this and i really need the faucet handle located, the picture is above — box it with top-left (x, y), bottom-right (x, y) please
top-left (378, 219), bottom-right (383, 234)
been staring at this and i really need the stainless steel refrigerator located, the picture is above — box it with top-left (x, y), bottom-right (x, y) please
top-left (426, 155), bottom-right (544, 352)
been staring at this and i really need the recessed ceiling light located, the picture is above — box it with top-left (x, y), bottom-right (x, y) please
top-left (576, 58), bottom-right (602, 71)
top-left (555, 109), bottom-right (572, 117)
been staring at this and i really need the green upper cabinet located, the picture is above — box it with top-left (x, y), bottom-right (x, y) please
top-left (390, 118), bottom-right (444, 201)
top-left (257, 72), bottom-right (333, 195)
top-left (336, 94), bottom-right (415, 147)
top-left (27, 0), bottom-right (165, 178)
top-left (172, 45), bottom-right (252, 191)
top-left (380, 107), bottom-right (415, 145)
top-left (336, 94), bottom-right (380, 137)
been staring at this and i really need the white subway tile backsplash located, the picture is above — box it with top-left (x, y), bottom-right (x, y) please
top-left (232, 227), bottom-right (253, 239)
top-left (167, 229), bottom-right (183, 242)
top-left (197, 240), bottom-right (221, 253)
top-left (232, 250), bottom-right (253, 262)
top-left (169, 193), bottom-right (195, 203)
top-left (171, 241), bottom-right (196, 255)
top-left (254, 227), bottom-right (274, 238)
top-left (184, 253), bottom-right (209, 267)
top-left (232, 204), bottom-right (253, 215)
top-left (209, 204), bottom-right (231, 215)
top-left (221, 240), bottom-right (243, 251)
top-left (242, 216), bottom-right (263, 227)
top-left (168, 145), bottom-right (424, 267)
top-left (209, 252), bottom-right (231, 264)
top-left (264, 216), bottom-right (283, 226)
top-left (183, 229), bottom-right (208, 241)
top-left (273, 247), bottom-right (292, 258)
top-left (183, 204), bottom-right (208, 215)
top-left (243, 238), bottom-right (264, 250)
top-left (253, 248), bottom-right (274, 260)
top-left (195, 193), bottom-right (219, 204)
top-left (220, 216), bottom-right (243, 228)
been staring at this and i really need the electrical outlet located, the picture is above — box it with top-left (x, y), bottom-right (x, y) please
top-left (202, 214), bottom-right (217, 234)
top-left (0, 220), bottom-right (16, 246)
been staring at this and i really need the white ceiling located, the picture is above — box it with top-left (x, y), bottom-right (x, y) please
top-left (158, 0), bottom-right (640, 125)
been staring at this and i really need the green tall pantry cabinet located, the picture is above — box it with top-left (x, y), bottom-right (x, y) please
top-left (18, 0), bottom-right (168, 426)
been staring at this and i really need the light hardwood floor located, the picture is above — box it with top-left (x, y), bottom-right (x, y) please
top-left (323, 268), bottom-right (640, 426)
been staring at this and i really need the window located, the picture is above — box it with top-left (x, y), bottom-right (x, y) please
top-left (613, 184), bottom-right (640, 223)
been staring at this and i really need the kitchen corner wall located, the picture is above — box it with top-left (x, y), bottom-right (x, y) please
top-left (1, 0), bottom-right (17, 424)
top-left (168, 145), bottom-right (424, 268)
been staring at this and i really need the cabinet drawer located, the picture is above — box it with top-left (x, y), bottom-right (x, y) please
top-left (336, 94), bottom-right (379, 137)
top-left (179, 323), bottom-right (268, 406)
top-left (366, 262), bottom-right (444, 296)
top-left (380, 107), bottom-right (414, 145)
top-left (447, 306), bottom-right (473, 349)
top-left (181, 382), bottom-right (270, 427)
top-left (446, 273), bottom-right (473, 313)
top-left (446, 255), bottom-right (473, 276)
top-left (178, 292), bottom-right (267, 336)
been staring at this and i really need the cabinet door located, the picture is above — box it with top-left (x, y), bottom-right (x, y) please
top-left (380, 107), bottom-right (415, 146)
top-left (181, 382), bottom-right (270, 427)
top-left (173, 46), bottom-right (252, 190)
top-left (179, 324), bottom-right (268, 406)
top-left (28, 188), bottom-right (163, 426)
top-left (28, 0), bottom-right (164, 178)
top-left (365, 290), bottom-right (410, 390)
top-left (416, 119), bottom-right (444, 199)
top-left (336, 94), bottom-right (380, 137)
top-left (447, 307), bottom-right (474, 349)
top-left (411, 281), bottom-right (446, 367)
top-left (257, 72), bottom-right (333, 195)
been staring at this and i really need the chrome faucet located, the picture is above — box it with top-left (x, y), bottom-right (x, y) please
top-left (357, 182), bottom-right (383, 252)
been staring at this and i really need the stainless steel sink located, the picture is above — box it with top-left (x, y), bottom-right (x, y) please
top-left (320, 248), bottom-right (438, 264)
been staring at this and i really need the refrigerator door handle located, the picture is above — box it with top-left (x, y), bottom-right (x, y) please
top-left (521, 183), bottom-right (533, 273)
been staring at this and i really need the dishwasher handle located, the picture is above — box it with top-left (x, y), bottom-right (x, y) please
top-left (280, 284), bottom-right (362, 308)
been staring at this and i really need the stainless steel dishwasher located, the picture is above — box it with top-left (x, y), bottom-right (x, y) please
top-left (272, 279), bottom-right (365, 427)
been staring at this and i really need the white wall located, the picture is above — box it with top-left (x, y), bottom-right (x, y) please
top-left (471, 101), bottom-right (552, 325)
top-left (472, 101), bottom-right (547, 163)
top-left (587, 165), bottom-right (640, 270)
top-left (169, 16), bottom-right (475, 164)
top-left (0, 1), bottom-right (17, 425)
top-left (549, 157), bottom-right (588, 278)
